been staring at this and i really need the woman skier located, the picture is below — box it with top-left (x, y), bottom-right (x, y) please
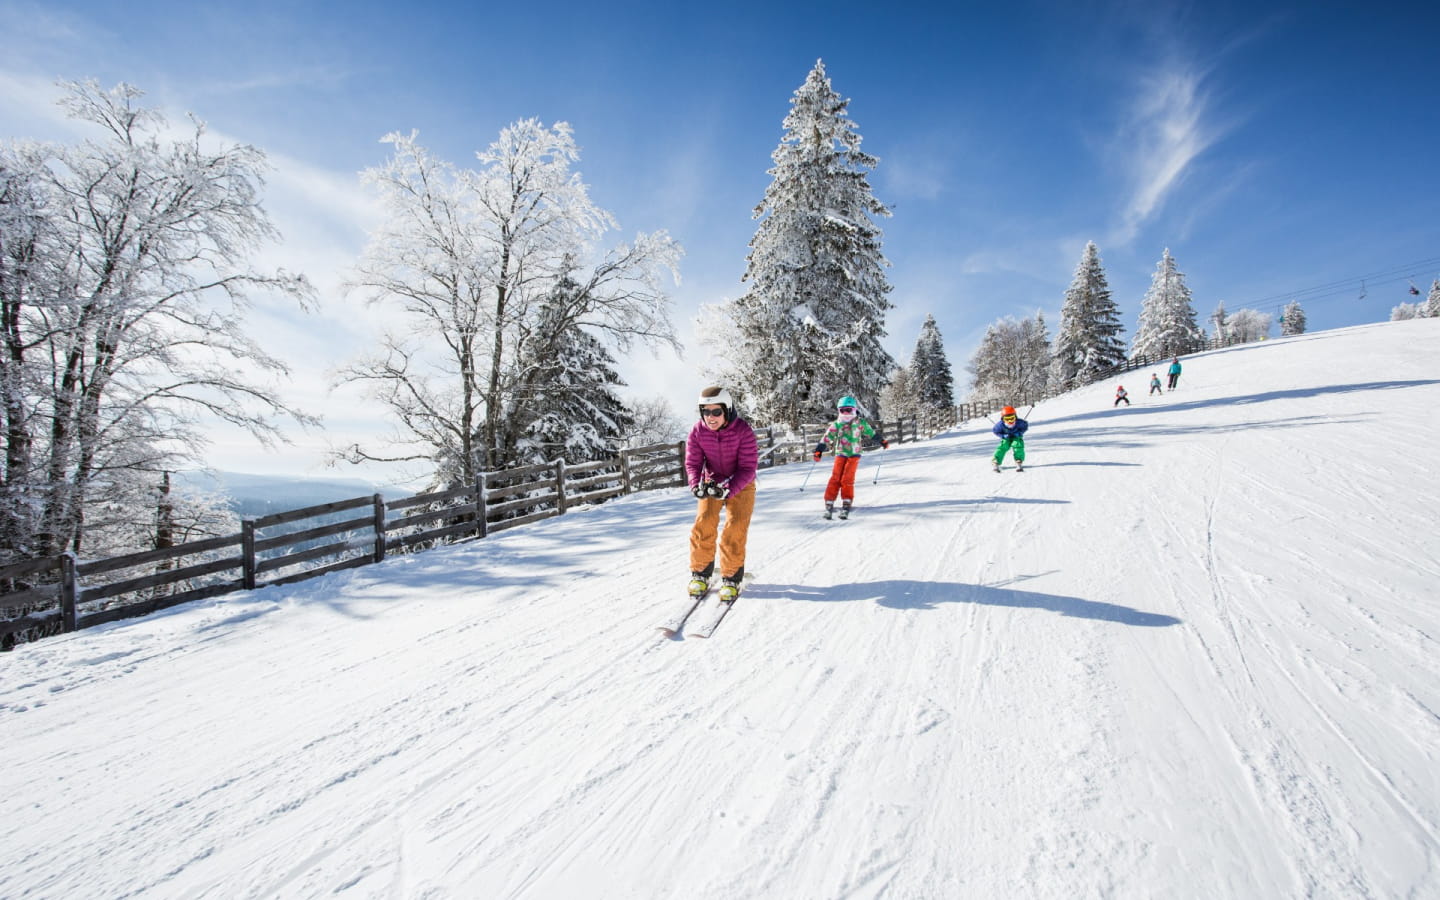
top-left (813, 395), bottom-right (886, 519)
top-left (685, 386), bottom-right (759, 602)
top-left (991, 406), bottom-right (1028, 472)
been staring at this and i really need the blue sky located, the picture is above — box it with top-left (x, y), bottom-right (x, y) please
top-left (3, 0), bottom-right (1437, 477)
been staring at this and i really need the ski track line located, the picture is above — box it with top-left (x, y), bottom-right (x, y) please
top-left (1140, 438), bottom-right (1427, 895)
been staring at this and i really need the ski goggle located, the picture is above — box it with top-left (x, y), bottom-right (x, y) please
top-left (1002, 415), bottom-right (1017, 422)
top-left (699, 406), bottom-right (726, 418)
top-left (838, 406), bottom-right (855, 413)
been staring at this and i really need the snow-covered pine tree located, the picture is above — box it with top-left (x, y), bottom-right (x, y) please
top-left (1281, 300), bottom-right (1307, 335)
top-left (1424, 280), bottom-right (1440, 318)
top-left (1131, 248), bottom-right (1204, 363)
top-left (968, 314), bottom-right (1051, 403)
top-left (712, 59), bottom-right (894, 428)
top-left (1051, 241), bottom-right (1126, 390)
top-left (507, 277), bottom-right (635, 467)
top-left (908, 313), bottom-right (955, 412)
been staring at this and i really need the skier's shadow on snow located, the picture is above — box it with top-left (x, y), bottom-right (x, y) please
top-left (761, 579), bottom-right (1181, 627)
top-left (853, 496), bottom-right (1072, 515)
top-left (1017, 461), bottom-right (1140, 469)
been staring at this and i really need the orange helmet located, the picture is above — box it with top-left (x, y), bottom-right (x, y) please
top-left (1002, 406), bottom-right (1016, 416)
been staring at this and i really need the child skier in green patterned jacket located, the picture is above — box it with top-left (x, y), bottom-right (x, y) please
top-left (813, 395), bottom-right (887, 519)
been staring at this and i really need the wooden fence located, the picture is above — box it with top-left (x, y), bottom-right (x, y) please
top-left (2, 412), bottom-right (955, 649)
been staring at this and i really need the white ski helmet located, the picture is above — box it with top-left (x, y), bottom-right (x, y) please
top-left (697, 385), bottom-right (736, 422)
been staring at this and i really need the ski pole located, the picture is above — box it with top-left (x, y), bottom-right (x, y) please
top-left (799, 455), bottom-right (818, 491)
top-left (871, 451), bottom-right (884, 485)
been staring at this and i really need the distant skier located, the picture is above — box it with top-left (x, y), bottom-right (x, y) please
top-left (991, 406), bottom-right (1028, 472)
top-left (1149, 373), bottom-right (1164, 395)
top-left (685, 386), bottom-right (758, 602)
top-left (1167, 357), bottom-right (1182, 390)
top-left (813, 395), bottom-right (887, 519)
top-left (1114, 385), bottom-right (1131, 407)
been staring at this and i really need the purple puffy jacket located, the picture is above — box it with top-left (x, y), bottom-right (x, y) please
top-left (685, 417), bottom-right (759, 495)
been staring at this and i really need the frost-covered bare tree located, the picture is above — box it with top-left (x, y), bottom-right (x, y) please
top-left (1051, 241), bottom-right (1126, 390)
top-left (968, 313), bottom-right (1051, 403)
top-left (1226, 309), bottom-right (1273, 342)
top-left (707, 60), bottom-right (894, 428)
top-left (878, 365), bottom-right (919, 422)
top-left (0, 81), bottom-right (314, 559)
top-left (1131, 248), bottom-right (1204, 362)
top-left (1423, 280), bottom-right (1440, 318)
top-left (620, 395), bottom-right (685, 447)
top-left (339, 124), bottom-right (681, 488)
top-left (1210, 301), bottom-right (1230, 345)
top-left (1281, 300), bottom-right (1307, 335)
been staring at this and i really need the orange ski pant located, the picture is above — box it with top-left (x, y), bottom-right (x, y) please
top-left (689, 482), bottom-right (756, 578)
top-left (823, 455), bottom-right (862, 503)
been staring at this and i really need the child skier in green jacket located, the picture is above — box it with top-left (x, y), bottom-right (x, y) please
top-left (813, 395), bottom-right (887, 519)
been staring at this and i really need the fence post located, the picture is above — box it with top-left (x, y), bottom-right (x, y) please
top-left (372, 494), bottom-right (387, 564)
top-left (620, 448), bottom-right (634, 494)
top-left (675, 440), bottom-right (687, 485)
top-left (59, 552), bottom-right (78, 633)
top-left (475, 474), bottom-right (489, 539)
top-left (241, 519), bottom-right (257, 590)
top-left (555, 459), bottom-right (568, 514)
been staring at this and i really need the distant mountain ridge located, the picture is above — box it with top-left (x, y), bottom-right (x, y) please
top-left (176, 471), bottom-right (416, 517)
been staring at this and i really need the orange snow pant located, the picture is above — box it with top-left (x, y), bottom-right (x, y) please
top-left (823, 455), bottom-right (862, 503)
top-left (689, 482), bottom-right (756, 579)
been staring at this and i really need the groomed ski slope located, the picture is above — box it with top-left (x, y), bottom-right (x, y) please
top-left (3, 319), bottom-right (1439, 900)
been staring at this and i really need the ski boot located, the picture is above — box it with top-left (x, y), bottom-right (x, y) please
top-left (838, 503), bottom-right (851, 520)
top-left (823, 503), bottom-right (835, 520)
top-left (1015, 462), bottom-right (1025, 472)
top-left (688, 572), bottom-right (711, 598)
top-left (992, 460), bottom-right (1001, 473)
top-left (718, 576), bottom-right (742, 603)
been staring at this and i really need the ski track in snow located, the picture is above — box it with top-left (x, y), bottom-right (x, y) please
top-left (3, 320), bottom-right (1439, 899)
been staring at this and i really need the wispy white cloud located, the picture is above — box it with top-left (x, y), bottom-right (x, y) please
top-left (1108, 58), bottom-right (1225, 247)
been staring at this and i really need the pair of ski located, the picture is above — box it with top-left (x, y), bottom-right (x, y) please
top-left (658, 578), bottom-right (747, 639)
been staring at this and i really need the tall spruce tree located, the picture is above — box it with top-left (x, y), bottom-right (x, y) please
top-left (508, 277), bottom-right (634, 466)
top-left (1051, 241), bottom-right (1126, 390)
top-left (1424, 280), bottom-right (1440, 318)
top-left (1281, 300), bottom-right (1307, 335)
top-left (712, 59), bottom-right (894, 427)
top-left (1132, 248), bottom-right (1204, 362)
top-left (908, 314), bottom-right (955, 411)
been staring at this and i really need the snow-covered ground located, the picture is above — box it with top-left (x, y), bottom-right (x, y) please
top-left (4, 320), bottom-right (1438, 900)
